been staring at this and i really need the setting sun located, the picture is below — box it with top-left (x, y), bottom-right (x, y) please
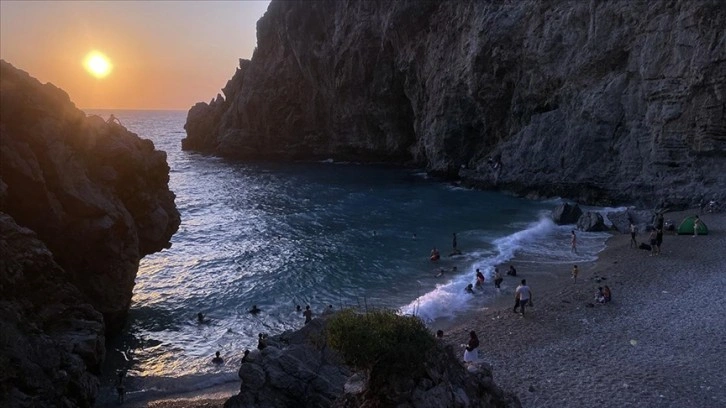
top-left (83, 51), bottom-right (112, 78)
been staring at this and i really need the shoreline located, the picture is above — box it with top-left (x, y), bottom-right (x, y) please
top-left (442, 210), bottom-right (726, 408)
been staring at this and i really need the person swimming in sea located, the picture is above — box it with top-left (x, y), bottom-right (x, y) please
top-left (430, 247), bottom-right (441, 261)
top-left (435, 268), bottom-right (445, 277)
top-left (465, 283), bottom-right (474, 294)
top-left (212, 351), bottom-right (224, 364)
top-left (197, 312), bottom-right (205, 323)
top-left (249, 305), bottom-right (261, 314)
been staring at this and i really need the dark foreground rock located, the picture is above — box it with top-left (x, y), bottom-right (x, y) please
top-left (225, 317), bottom-right (520, 408)
top-left (0, 60), bottom-right (180, 406)
top-left (184, 0), bottom-right (726, 208)
top-left (0, 214), bottom-right (105, 407)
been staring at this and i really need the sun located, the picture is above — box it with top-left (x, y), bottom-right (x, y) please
top-left (83, 51), bottom-right (113, 78)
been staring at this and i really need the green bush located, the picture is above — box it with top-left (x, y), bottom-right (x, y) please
top-left (326, 309), bottom-right (436, 381)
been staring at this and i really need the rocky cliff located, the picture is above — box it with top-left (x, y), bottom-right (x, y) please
top-left (0, 60), bottom-right (180, 405)
top-left (184, 0), bottom-right (726, 208)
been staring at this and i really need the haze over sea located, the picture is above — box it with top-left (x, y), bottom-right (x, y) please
top-left (87, 110), bottom-right (614, 400)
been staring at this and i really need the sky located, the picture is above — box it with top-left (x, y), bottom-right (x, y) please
top-left (0, 1), bottom-right (271, 110)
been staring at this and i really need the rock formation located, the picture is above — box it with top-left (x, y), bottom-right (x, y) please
top-left (576, 211), bottom-right (608, 232)
top-left (184, 0), bottom-right (726, 208)
top-left (0, 60), bottom-right (180, 405)
top-left (225, 317), bottom-right (520, 408)
top-left (551, 202), bottom-right (583, 225)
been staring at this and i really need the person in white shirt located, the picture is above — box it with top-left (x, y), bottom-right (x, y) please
top-left (515, 279), bottom-right (533, 317)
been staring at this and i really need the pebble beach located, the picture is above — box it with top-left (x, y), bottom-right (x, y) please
top-left (444, 210), bottom-right (726, 408)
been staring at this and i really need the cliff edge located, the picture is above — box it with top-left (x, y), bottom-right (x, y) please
top-left (184, 0), bottom-right (725, 207)
top-left (0, 60), bottom-right (180, 406)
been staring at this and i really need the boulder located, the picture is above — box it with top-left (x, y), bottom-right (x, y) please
top-left (577, 212), bottom-right (608, 232)
top-left (606, 209), bottom-right (655, 234)
top-left (224, 316), bottom-right (520, 408)
top-left (551, 203), bottom-right (583, 225)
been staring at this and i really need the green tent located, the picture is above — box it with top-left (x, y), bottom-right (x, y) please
top-left (677, 216), bottom-right (708, 235)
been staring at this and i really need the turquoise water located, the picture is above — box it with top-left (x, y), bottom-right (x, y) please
top-left (87, 110), bottom-right (611, 401)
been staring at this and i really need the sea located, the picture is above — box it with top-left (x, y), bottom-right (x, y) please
top-left (86, 109), bottom-right (618, 403)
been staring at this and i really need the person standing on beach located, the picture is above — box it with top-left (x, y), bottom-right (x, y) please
top-left (452, 232), bottom-right (458, 250)
top-left (515, 279), bottom-right (532, 317)
top-left (303, 305), bottom-right (312, 324)
top-left (494, 268), bottom-right (503, 289)
top-left (571, 265), bottom-right (579, 283)
top-left (570, 230), bottom-right (577, 254)
top-left (630, 222), bottom-right (637, 248)
top-left (693, 215), bottom-right (702, 237)
top-left (648, 230), bottom-right (658, 256)
top-left (655, 227), bottom-right (663, 255)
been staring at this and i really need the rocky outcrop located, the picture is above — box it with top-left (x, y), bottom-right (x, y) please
top-left (0, 60), bottom-right (179, 406)
top-left (551, 203), bottom-right (583, 225)
top-left (0, 60), bottom-right (180, 334)
top-left (184, 0), bottom-right (726, 208)
top-left (225, 317), bottom-right (519, 408)
top-left (576, 211), bottom-right (608, 232)
top-left (1, 213), bottom-right (105, 407)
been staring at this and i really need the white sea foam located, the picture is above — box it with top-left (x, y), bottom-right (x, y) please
top-left (400, 216), bottom-right (609, 322)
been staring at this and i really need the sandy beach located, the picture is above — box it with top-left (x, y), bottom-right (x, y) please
top-left (443, 210), bottom-right (726, 408)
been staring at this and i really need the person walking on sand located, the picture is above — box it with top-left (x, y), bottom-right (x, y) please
top-left (693, 215), bottom-right (701, 237)
top-left (515, 279), bottom-right (532, 317)
top-left (648, 230), bottom-right (658, 256)
top-left (571, 265), bottom-right (579, 283)
top-left (570, 230), bottom-right (577, 254)
top-left (630, 222), bottom-right (637, 248)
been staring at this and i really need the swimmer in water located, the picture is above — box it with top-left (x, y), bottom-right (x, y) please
top-left (465, 283), bottom-right (474, 294)
top-left (197, 312), bottom-right (205, 323)
top-left (212, 351), bottom-right (224, 364)
top-left (435, 268), bottom-right (445, 277)
top-left (249, 305), bottom-right (261, 314)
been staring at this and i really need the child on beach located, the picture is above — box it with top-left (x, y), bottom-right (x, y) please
top-left (571, 230), bottom-right (577, 254)
top-left (515, 279), bottom-right (532, 316)
top-left (507, 265), bottom-right (517, 276)
top-left (649, 230), bottom-right (658, 256)
top-left (571, 265), bottom-right (579, 283)
top-left (630, 222), bottom-right (637, 248)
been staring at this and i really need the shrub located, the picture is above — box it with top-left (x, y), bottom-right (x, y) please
top-left (326, 309), bottom-right (436, 383)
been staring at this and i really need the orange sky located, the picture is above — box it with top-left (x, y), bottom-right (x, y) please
top-left (0, 1), bottom-right (270, 110)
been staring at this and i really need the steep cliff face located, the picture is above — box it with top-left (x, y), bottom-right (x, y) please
top-left (184, 0), bottom-right (725, 207)
top-left (0, 60), bottom-right (180, 405)
top-left (1, 60), bottom-right (181, 335)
